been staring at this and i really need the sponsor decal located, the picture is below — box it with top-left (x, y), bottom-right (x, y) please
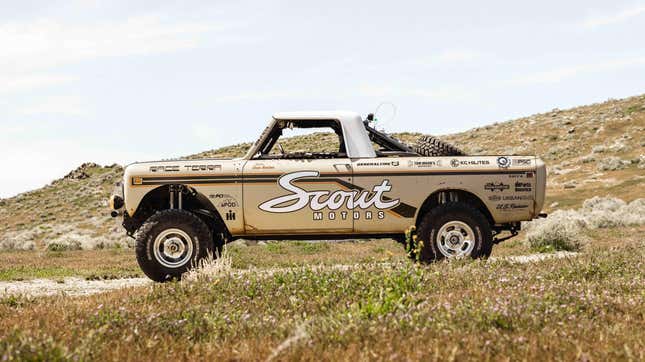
top-left (182, 164), bottom-right (222, 172)
top-left (451, 159), bottom-right (490, 168)
top-left (356, 161), bottom-right (400, 167)
top-left (252, 163), bottom-right (275, 170)
top-left (484, 182), bottom-right (510, 192)
top-left (514, 182), bottom-right (532, 192)
top-left (503, 195), bottom-right (532, 201)
top-left (225, 210), bottom-right (236, 221)
top-left (496, 203), bottom-right (529, 211)
top-left (258, 171), bottom-right (400, 220)
top-left (408, 160), bottom-right (442, 168)
top-left (150, 165), bottom-right (180, 172)
top-left (209, 193), bottom-right (239, 208)
top-left (497, 156), bottom-right (510, 168)
top-left (513, 158), bottom-right (532, 166)
top-left (489, 195), bottom-right (532, 202)
top-left (220, 199), bottom-right (239, 208)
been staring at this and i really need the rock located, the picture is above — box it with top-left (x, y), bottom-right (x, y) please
top-left (592, 145), bottom-right (606, 154)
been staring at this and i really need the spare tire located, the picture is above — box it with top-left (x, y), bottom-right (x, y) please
top-left (414, 135), bottom-right (465, 157)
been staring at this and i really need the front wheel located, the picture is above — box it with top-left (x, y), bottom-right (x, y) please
top-left (416, 202), bottom-right (492, 262)
top-left (135, 209), bottom-right (213, 282)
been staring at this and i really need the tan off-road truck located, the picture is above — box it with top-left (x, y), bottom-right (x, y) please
top-left (109, 111), bottom-right (547, 282)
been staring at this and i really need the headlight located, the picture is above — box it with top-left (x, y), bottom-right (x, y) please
top-left (109, 195), bottom-right (124, 210)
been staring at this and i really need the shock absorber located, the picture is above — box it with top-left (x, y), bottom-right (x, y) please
top-left (169, 185), bottom-right (183, 209)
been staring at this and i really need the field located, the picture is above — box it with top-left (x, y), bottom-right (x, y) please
top-left (1, 225), bottom-right (644, 361)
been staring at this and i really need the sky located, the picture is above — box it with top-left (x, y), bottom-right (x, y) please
top-left (1, 0), bottom-right (644, 198)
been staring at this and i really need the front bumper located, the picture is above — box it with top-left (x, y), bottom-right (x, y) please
top-left (108, 182), bottom-right (125, 217)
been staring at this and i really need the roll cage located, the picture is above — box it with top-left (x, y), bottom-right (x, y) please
top-left (247, 116), bottom-right (419, 160)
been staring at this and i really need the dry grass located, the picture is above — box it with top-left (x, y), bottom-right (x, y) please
top-left (0, 240), bottom-right (643, 361)
top-left (182, 249), bottom-right (233, 283)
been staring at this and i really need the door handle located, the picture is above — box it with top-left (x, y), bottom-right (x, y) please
top-left (333, 164), bottom-right (351, 172)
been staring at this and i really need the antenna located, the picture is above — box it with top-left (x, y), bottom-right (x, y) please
top-left (373, 102), bottom-right (397, 131)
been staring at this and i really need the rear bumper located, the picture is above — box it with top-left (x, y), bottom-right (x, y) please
top-left (533, 158), bottom-right (547, 217)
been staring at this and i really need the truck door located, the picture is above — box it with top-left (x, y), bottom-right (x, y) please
top-left (242, 119), bottom-right (354, 235)
top-left (350, 159), bottom-right (419, 233)
top-left (243, 159), bottom-right (354, 234)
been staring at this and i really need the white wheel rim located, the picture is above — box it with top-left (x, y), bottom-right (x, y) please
top-left (153, 228), bottom-right (194, 268)
top-left (436, 221), bottom-right (475, 258)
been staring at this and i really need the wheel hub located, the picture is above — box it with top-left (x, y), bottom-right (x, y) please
top-left (163, 237), bottom-right (185, 258)
top-left (153, 229), bottom-right (194, 268)
top-left (436, 221), bottom-right (475, 258)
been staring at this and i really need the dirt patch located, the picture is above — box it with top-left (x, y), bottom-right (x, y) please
top-left (0, 252), bottom-right (578, 298)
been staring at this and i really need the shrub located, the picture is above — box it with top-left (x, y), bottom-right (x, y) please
top-left (597, 157), bottom-right (626, 171)
top-left (45, 237), bottom-right (82, 251)
top-left (0, 230), bottom-right (37, 251)
top-left (524, 197), bottom-right (644, 252)
top-left (524, 210), bottom-right (588, 252)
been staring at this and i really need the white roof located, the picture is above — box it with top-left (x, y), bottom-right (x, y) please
top-left (273, 110), bottom-right (361, 121)
top-left (272, 110), bottom-right (376, 158)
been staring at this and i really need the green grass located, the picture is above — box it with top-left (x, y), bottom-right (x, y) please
top-left (0, 249), bottom-right (142, 281)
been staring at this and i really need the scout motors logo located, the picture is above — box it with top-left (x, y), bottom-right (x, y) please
top-left (259, 171), bottom-right (400, 219)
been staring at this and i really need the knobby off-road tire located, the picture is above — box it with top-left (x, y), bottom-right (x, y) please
top-left (136, 209), bottom-right (213, 282)
top-left (416, 202), bottom-right (492, 262)
top-left (414, 135), bottom-right (465, 157)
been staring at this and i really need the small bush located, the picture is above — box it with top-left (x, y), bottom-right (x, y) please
top-left (524, 210), bottom-right (588, 252)
top-left (597, 157), bottom-right (626, 171)
top-left (0, 230), bottom-right (37, 251)
top-left (524, 197), bottom-right (644, 251)
top-left (45, 238), bottom-right (82, 252)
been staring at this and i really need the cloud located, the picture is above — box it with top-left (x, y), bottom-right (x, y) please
top-left (507, 56), bottom-right (645, 85)
top-left (0, 74), bottom-right (77, 94)
top-left (17, 95), bottom-right (87, 116)
top-left (0, 15), bottom-right (244, 72)
top-left (211, 83), bottom-right (479, 104)
top-left (580, 4), bottom-right (645, 29)
top-left (406, 49), bottom-right (485, 67)
top-left (0, 14), bottom-right (254, 97)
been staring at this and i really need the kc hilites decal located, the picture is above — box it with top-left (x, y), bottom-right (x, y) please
top-left (451, 159), bottom-right (491, 168)
top-left (259, 171), bottom-right (401, 221)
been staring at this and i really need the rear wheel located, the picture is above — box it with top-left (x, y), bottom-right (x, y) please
top-left (136, 209), bottom-right (213, 282)
top-left (416, 202), bottom-right (492, 262)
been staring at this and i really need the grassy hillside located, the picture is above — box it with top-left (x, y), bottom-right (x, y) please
top-left (1, 94), bottom-right (643, 250)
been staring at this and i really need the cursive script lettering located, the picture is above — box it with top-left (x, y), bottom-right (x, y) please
top-left (259, 171), bottom-right (400, 213)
